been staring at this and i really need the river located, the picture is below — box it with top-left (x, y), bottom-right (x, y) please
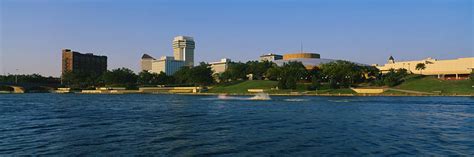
top-left (0, 94), bottom-right (473, 155)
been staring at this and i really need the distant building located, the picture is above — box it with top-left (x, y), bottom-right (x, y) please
top-left (376, 56), bottom-right (474, 80)
top-left (150, 56), bottom-right (186, 75)
top-left (260, 53), bottom-right (283, 62)
top-left (210, 58), bottom-right (231, 74)
top-left (62, 49), bottom-right (107, 75)
top-left (140, 54), bottom-right (185, 75)
top-left (173, 36), bottom-right (195, 67)
top-left (283, 52), bottom-right (320, 60)
top-left (274, 52), bottom-right (334, 70)
top-left (141, 54), bottom-right (155, 72)
top-left (140, 36), bottom-right (195, 75)
top-left (388, 55), bottom-right (395, 64)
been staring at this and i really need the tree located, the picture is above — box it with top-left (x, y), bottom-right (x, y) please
top-left (285, 76), bottom-right (297, 89)
top-left (224, 62), bottom-right (248, 81)
top-left (383, 69), bottom-right (400, 87)
top-left (101, 68), bottom-right (137, 88)
top-left (137, 70), bottom-right (155, 85)
top-left (62, 71), bottom-right (102, 89)
top-left (173, 63), bottom-right (214, 86)
top-left (218, 71), bottom-right (232, 83)
top-left (307, 67), bottom-right (322, 90)
top-left (173, 66), bottom-right (192, 84)
top-left (397, 68), bottom-right (408, 77)
top-left (217, 60), bottom-right (275, 82)
top-left (470, 71), bottom-right (474, 82)
top-left (382, 68), bottom-right (408, 87)
top-left (188, 63), bottom-right (214, 86)
top-left (137, 71), bottom-right (172, 85)
top-left (155, 72), bottom-right (173, 85)
top-left (360, 66), bottom-right (380, 82)
top-left (1, 73), bottom-right (58, 84)
top-left (245, 61), bottom-right (274, 80)
top-left (416, 63), bottom-right (426, 75)
top-left (265, 66), bottom-right (281, 81)
top-left (308, 76), bottom-right (321, 90)
top-left (277, 61), bottom-right (307, 89)
top-left (320, 60), bottom-right (363, 88)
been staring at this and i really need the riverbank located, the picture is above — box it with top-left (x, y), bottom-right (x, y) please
top-left (1, 76), bottom-right (472, 96)
top-left (205, 77), bottom-right (473, 96)
top-left (1, 91), bottom-right (472, 97)
top-left (180, 92), bottom-right (474, 97)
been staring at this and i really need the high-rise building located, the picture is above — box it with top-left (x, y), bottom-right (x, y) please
top-left (62, 49), bottom-right (107, 75)
top-left (173, 36), bottom-right (195, 67)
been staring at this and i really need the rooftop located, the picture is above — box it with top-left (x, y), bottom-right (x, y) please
top-left (174, 36), bottom-right (194, 41)
top-left (141, 54), bottom-right (155, 59)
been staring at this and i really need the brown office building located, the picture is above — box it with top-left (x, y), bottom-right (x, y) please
top-left (62, 49), bottom-right (107, 75)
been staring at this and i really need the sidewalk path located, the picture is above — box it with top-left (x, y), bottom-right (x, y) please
top-left (388, 88), bottom-right (435, 95)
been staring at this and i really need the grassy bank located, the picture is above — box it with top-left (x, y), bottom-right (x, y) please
top-left (394, 76), bottom-right (473, 95)
top-left (206, 76), bottom-right (473, 96)
top-left (207, 80), bottom-right (356, 95)
top-left (207, 80), bottom-right (278, 93)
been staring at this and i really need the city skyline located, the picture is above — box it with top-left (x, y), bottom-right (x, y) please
top-left (1, 0), bottom-right (472, 77)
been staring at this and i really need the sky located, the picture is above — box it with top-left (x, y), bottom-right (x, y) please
top-left (1, 0), bottom-right (472, 77)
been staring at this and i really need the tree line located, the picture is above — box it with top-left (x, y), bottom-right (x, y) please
top-left (0, 74), bottom-right (60, 84)
top-left (216, 60), bottom-right (408, 90)
top-left (61, 62), bottom-right (214, 89)
top-left (2, 60), bottom-right (440, 90)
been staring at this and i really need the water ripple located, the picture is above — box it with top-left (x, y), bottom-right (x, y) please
top-left (0, 94), bottom-right (473, 155)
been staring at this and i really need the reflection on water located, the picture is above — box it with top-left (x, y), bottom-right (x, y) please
top-left (216, 93), bottom-right (271, 100)
top-left (283, 98), bottom-right (309, 102)
top-left (0, 94), bottom-right (473, 155)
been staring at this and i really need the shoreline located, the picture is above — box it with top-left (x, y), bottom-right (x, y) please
top-left (1, 91), bottom-right (472, 97)
top-left (179, 93), bottom-right (474, 97)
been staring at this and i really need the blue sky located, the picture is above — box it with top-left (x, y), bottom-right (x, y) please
top-left (1, 0), bottom-right (472, 76)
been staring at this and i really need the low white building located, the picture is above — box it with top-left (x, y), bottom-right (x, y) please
top-left (141, 54), bottom-right (155, 71)
top-left (210, 58), bottom-right (231, 74)
top-left (260, 53), bottom-right (283, 62)
top-left (141, 54), bottom-right (185, 75)
top-left (375, 56), bottom-right (474, 80)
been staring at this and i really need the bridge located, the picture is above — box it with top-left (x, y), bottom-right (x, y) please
top-left (0, 82), bottom-right (61, 93)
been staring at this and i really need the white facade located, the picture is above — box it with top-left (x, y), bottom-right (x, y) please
top-left (140, 54), bottom-right (154, 71)
top-left (376, 57), bottom-right (474, 79)
top-left (260, 53), bottom-right (283, 62)
top-left (173, 36), bottom-right (195, 67)
top-left (141, 54), bottom-right (185, 75)
top-left (150, 56), bottom-right (186, 75)
top-left (210, 58), bottom-right (231, 74)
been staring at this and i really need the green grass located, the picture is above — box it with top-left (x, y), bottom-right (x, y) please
top-left (207, 80), bottom-right (278, 93)
top-left (207, 76), bottom-right (474, 95)
top-left (314, 88), bottom-right (356, 94)
top-left (395, 76), bottom-right (473, 95)
top-left (207, 80), bottom-right (356, 95)
top-left (383, 90), bottom-right (411, 95)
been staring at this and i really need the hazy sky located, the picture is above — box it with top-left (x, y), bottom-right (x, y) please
top-left (1, 0), bottom-right (472, 77)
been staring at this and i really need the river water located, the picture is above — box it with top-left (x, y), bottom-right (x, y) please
top-left (0, 94), bottom-right (473, 155)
